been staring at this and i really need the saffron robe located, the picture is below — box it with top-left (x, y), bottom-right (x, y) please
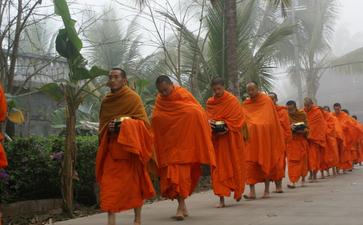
top-left (242, 93), bottom-right (285, 185)
top-left (96, 87), bottom-right (155, 212)
top-left (206, 91), bottom-right (245, 200)
top-left (152, 86), bottom-right (216, 199)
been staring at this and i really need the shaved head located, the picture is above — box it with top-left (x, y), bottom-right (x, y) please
top-left (156, 75), bottom-right (174, 97)
top-left (246, 81), bottom-right (259, 99)
top-left (269, 92), bottom-right (278, 104)
top-left (304, 97), bottom-right (314, 111)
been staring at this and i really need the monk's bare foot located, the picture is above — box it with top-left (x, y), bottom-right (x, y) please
top-left (134, 222), bottom-right (141, 225)
top-left (183, 208), bottom-right (189, 217)
top-left (243, 194), bottom-right (256, 200)
top-left (216, 197), bottom-right (226, 208)
top-left (275, 189), bottom-right (284, 193)
top-left (287, 184), bottom-right (296, 189)
top-left (107, 212), bottom-right (116, 225)
top-left (262, 192), bottom-right (270, 199)
top-left (173, 209), bottom-right (185, 221)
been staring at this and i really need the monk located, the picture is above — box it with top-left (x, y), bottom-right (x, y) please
top-left (206, 78), bottom-right (245, 208)
top-left (242, 82), bottom-right (285, 199)
top-left (0, 84), bottom-right (7, 225)
top-left (152, 75), bottom-right (215, 220)
top-left (304, 98), bottom-right (327, 182)
top-left (286, 100), bottom-right (309, 188)
top-left (333, 103), bottom-right (357, 172)
top-left (269, 92), bottom-right (292, 193)
top-left (322, 106), bottom-right (341, 176)
top-left (343, 110), bottom-right (360, 165)
top-left (352, 116), bottom-right (363, 165)
top-left (96, 68), bottom-right (155, 225)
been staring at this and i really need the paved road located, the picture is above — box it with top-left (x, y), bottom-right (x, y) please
top-left (56, 166), bottom-right (363, 225)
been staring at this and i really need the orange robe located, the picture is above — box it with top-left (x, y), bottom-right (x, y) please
top-left (333, 112), bottom-right (357, 169)
top-left (332, 114), bottom-right (345, 167)
top-left (152, 86), bottom-right (216, 199)
top-left (242, 93), bottom-right (285, 185)
top-left (0, 85), bottom-right (7, 168)
top-left (351, 119), bottom-right (363, 164)
top-left (271, 105), bottom-right (292, 181)
top-left (287, 110), bottom-right (309, 183)
top-left (305, 106), bottom-right (327, 172)
top-left (355, 122), bottom-right (363, 163)
top-left (322, 111), bottom-right (340, 168)
top-left (206, 91), bottom-right (245, 200)
top-left (96, 87), bottom-right (155, 212)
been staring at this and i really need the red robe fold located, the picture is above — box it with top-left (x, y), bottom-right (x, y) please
top-left (305, 106), bottom-right (327, 172)
top-left (271, 105), bottom-right (293, 181)
top-left (152, 86), bottom-right (216, 199)
top-left (287, 110), bottom-right (309, 183)
top-left (0, 85), bottom-right (8, 168)
top-left (242, 93), bottom-right (285, 185)
top-left (333, 112), bottom-right (357, 169)
top-left (206, 91), bottom-right (245, 200)
top-left (351, 119), bottom-right (363, 164)
top-left (322, 111), bottom-right (340, 169)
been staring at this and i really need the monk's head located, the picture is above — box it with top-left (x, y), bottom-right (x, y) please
top-left (333, 103), bottom-right (342, 114)
top-left (353, 115), bottom-right (358, 120)
top-left (342, 109), bottom-right (350, 115)
top-left (211, 77), bottom-right (225, 98)
top-left (268, 92), bottom-right (278, 104)
top-left (286, 100), bottom-right (297, 115)
top-left (304, 97), bottom-right (314, 111)
top-left (156, 75), bottom-right (174, 97)
top-left (108, 68), bottom-right (127, 92)
top-left (246, 81), bottom-right (259, 99)
top-left (323, 106), bottom-right (331, 112)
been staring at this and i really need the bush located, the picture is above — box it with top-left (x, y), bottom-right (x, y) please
top-left (0, 136), bottom-right (98, 205)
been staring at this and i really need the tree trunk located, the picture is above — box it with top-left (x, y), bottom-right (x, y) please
top-left (306, 76), bottom-right (318, 104)
top-left (62, 103), bottom-right (77, 217)
top-left (224, 0), bottom-right (240, 98)
top-left (7, 0), bottom-right (23, 93)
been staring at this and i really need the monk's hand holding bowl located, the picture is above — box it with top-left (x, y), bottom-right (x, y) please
top-left (108, 120), bottom-right (121, 135)
top-left (216, 126), bottom-right (229, 135)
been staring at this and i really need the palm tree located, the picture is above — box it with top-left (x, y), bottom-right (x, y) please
top-left (287, 0), bottom-right (338, 102)
top-left (159, 0), bottom-right (294, 102)
top-left (212, 0), bottom-right (290, 97)
top-left (134, 0), bottom-right (290, 97)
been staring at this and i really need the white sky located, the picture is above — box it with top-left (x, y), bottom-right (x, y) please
top-left (41, 0), bottom-right (363, 56)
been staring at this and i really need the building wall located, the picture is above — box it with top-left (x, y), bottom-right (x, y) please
top-left (317, 72), bottom-right (363, 120)
top-left (15, 92), bottom-right (60, 136)
top-left (12, 53), bottom-right (68, 136)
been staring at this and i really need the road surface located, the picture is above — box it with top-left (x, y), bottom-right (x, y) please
top-left (56, 166), bottom-right (363, 225)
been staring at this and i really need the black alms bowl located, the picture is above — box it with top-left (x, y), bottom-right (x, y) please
top-left (292, 122), bottom-right (307, 132)
top-left (211, 121), bottom-right (227, 133)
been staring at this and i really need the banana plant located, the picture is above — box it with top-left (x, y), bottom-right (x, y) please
top-left (39, 0), bottom-right (107, 216)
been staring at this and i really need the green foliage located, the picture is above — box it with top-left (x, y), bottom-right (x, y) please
top-left (158, 0), bottom-right (293, 101)
top-left (0, 136), bottom-right (98, 205)
top-left (39, 83), bottom-right (64, 102)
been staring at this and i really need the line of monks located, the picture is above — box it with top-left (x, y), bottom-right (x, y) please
top-left (95, 69), bottom-right (363, 225)
top-left (1, 68), bottom-right (363, 225)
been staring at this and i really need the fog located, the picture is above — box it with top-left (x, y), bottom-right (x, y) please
top-left (43, 0), bottom-right (363, 118)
